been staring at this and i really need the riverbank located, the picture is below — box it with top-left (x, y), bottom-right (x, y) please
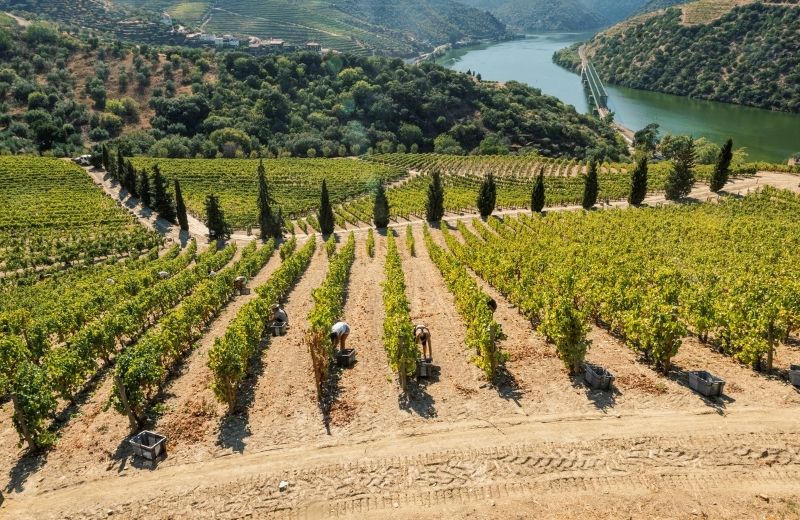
top-left (440, 34), bottom-right (800, 162)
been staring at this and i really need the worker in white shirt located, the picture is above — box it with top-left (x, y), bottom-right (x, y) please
top-left (329, 321), bottom-right (350, 351)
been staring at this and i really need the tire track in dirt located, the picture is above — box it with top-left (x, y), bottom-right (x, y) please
top-left (328, 232), bottom-right (404, 436)
top-left (16, 424), bottom-right (800, 520)
top-left (397, 225), bottom-right (516, 423)
top-left (150, 243), bottom-right (287, 466)
top-left (242, 242), bottom-right (331, 450)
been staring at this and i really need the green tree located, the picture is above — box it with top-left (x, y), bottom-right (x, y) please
top-left (633, 123), bottom-right (660, 154)
top-left (476, 173), bottom-right (497, 218)
top-left (665, 137), bottom-right (696, 201)
top-left (426, 170), bottom-right (445, 223)
top-left (106, 150), bottom-right (118, 182)
top-left (174, 179), bottom-right (189, 232)
top-left (628, 154), bottom-right (648, 205)
top-left (205, 193), bottom-right (231, 241)
top-left (582, 161), bottom-right (598, 210)
top-left (373, 181), bottom-right (390, 228)
top-left (124, 160), bottom-right (138, 198)
top-left (256, 159), bottom-right (277, 240)
top-left (137, 169), bottom-right (151, 207)
top-left (318, 179), bottom-right (335, 235)
top-left (101, 144), bottom-right (110, 171)
top-left (710, 138), bottom-right (733, 193)
top-left (152, 164), bottom-right (176, 222)
top-left (531, 167), bottom-right (545, 212)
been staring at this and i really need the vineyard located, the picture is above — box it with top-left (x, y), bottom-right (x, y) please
top-left (0, 158), bottom-right (162, 280)
top-left (335, 153), bottom-right (766, 223)
top-left (130, 157), bottom-right (405, 229)
top-left (1, 156), bottom-right (799, 517)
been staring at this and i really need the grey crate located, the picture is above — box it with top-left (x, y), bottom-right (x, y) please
top-left (417, 358), bottom-right (434, 378)
top-left (688, 370), bottom-right (725, 397)
top-left (789, 365), bottom-right (800, 387)
top-left (271, 322), bottom-right (287, 336)
top-left (129, 431), bottom-right (167, 466)
top-left (584, 363), bottom-right (614, 391)
top-left (336, 348), bottom-right (356, 368)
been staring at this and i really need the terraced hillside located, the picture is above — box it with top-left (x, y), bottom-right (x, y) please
top-left (116, 0), bottom-right (509, 56)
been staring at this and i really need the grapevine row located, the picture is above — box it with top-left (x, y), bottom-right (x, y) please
top-left (307, 233), bottom-right (356, 401)
top-left (382, 231), bottom-right (416, 390)
top-left (209, 236), bottom-right (316, 409)
top-left (422, 226), bottom-right (506, 379)
top-left (112, 239), bottom-right (276, 427)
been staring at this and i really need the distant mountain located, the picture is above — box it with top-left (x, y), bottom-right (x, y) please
top-left (634, 0), bottom-right (688, 15)
top-left (458, 0), bottom-right (653, 31)
top-left (3, 0), bottom-right (510, 57)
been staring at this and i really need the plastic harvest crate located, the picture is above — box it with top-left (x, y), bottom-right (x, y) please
top-left (129, 431), bottom-right (167, 467)
top-left (688, 371), bottom-right (725, 397)
top-left (584, 363), bottom-right (614, 390)
top-left (789, 365), bottom-right (800, 387)
top-left (336, 348), bottom-right (356, 368)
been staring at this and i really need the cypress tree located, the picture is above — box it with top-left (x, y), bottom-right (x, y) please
top-left (665, 137), bottom-right (696, 201)
top-left (273, 208), bottom-right (284, 239)
top-left (152, 164), bottom-right (176, 222)
top-left (137, 169), bottom-right (151, 207)
top-left (107, 152), bottom-right (118, 183)
top-left (124, 160), bottom-right (138, 198)
top-left (205, 193), bottom-right (231, 241)
top-left (174, 179), bottom-right (189, 231)
top-left (531, 167), bottom-right (545, 213)
top-left (476, 173), bottom-right (497, 218)
top-left (373, 180), bottom-right (390, 228)
top-left (425, 170), bottom-right (445, 223)
top-left (256, 159), bottom-right (276, 240)
top-left (710, 138), bottom-right (733, 193)
top-left (116, 148), bottom-right (125, 186)
top-left (582, 160), bottom-right (598, 210)
top-left (318, 179), bottom-right (334, 235)
top-left (101, 145), bottom-right (110, 171)
top-left (628, 155), bottom-right (648, 205)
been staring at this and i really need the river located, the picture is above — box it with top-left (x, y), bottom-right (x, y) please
top-left (438, 34), bottom-right (800, 162)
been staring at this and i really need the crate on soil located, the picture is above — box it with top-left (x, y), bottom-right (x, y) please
top-left (688, 371), bottom-right (725, 397)
top-left (584, 363), bottom-right (615, 390)
top-left (129, 431), bottom-right (167, 467)
top-left (336, 348), bottom-right (356, 368)
top-left (789, 365), bottom-right (800, 387)
top-left (271, 321), bottom-right (288, 336)
top-left (417, 358), bottom-right (434, 378)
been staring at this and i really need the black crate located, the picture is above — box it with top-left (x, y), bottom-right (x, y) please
top-left (129, 431), bottom-right (167, 467)
top-left (336, 348), bottom-right (356, 368)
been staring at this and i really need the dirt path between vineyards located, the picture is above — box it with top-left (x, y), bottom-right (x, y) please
top-left (4, 409), bottom-right (799, 519)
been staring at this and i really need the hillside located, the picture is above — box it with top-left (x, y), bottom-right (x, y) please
top-left (0, 19), bottom-right (624, 159)
top-left (108, 0), bottom-right (510, 57)
top-left (458, 0), bottom-right (652, 31)
top-left (555, 2), bottom-right (800, 112)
